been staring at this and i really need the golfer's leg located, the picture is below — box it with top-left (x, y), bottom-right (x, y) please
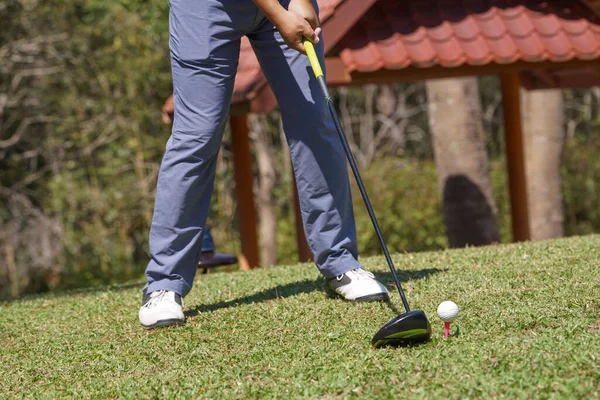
top-left (248, 19), bottom-right (361, 278)
top-left (144, 0), bottom-right (241, 297)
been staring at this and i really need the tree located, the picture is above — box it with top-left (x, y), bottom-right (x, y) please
top-left (523, 89), bottom-right (565, 240)
top-left (249, 113), bottom-right (278, 267)
top-left (426, 77), bottom-right (500, 247)
top-left (1, 0), bottom-right (173, 297)
top-left (0, 0), bottom-right (69, 297)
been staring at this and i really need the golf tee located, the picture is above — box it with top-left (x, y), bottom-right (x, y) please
top-left (444, 322), bottom-right (450, 338)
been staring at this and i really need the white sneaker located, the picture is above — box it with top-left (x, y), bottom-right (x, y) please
top-left (138, 290), bottom-right (185, 329)
top-left (327, 268), bottom-right (390, 302)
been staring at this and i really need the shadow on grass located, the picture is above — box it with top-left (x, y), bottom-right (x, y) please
top-left (186, 268), bottom-right (445, 317)
top-left (1, 281), bottom-right (145, 303)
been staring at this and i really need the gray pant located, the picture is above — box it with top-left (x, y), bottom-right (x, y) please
top-left (145, 0), bottom-right (361, 297)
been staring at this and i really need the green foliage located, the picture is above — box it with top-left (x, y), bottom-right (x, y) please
top-left (271, 158), bottom-right (455, 265)
top-left (275, 142), bottom-right (600, 266)
top-left (352, 159), bottom-right (447, 255)
top-left (1, 0), bottom-right (173, 295)
top-left (274, 156), bottom-right (512, 264)
top-left (562, 135), bottom-right (600, 236)
top-left (41, 0), bottom-right (172, 288)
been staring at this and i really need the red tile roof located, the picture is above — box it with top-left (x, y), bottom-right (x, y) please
top-left (163, 0), bottom-right (600, 119)
top-left (584, 0), bottom-right (600, 16)
top-left (338, 0), bottom-right (600, 73)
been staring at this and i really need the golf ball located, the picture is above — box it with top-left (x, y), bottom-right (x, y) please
top-left (437, 301), bottom-right (459, 322)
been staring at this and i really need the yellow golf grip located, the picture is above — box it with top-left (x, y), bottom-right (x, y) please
top-left (303, 39), bottom-right (323, 78)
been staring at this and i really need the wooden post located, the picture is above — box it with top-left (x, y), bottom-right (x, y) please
top-left (292, 172), bottom-right (313, 262)
top-left (500, 73), bottom-right (531, 242)
top-left (230, 114), bottom-right (259, 270)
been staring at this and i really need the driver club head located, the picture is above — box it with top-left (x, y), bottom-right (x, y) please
top-left (372, 310), bottom-right (431, 348)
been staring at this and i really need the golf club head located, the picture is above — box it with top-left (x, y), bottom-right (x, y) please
top-left (372, 310), bottom-right (431, 348)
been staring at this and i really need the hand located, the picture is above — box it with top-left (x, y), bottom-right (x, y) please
top-left (273, 0), bottom-right (321, 54)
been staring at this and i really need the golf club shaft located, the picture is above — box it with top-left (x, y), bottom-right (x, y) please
top-left (303, 40), bottom-right (411, 313)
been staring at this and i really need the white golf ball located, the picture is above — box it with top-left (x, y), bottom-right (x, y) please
top-left (437, 301), bottom-right (459, 322)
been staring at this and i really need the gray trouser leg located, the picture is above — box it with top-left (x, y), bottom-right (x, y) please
top-left (144, 0), bottom-right (247, 296)
top-left (248, 11), bottom-right (361, 278)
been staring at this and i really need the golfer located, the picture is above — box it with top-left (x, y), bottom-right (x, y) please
top-left (139, 0), bottom-right (389, 328)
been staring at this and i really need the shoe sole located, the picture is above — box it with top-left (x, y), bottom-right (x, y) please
top-left (353, 293), bottom-right (390, 302)
top-left (141, 319), bottom-right (185, 329)
top-left (326, 287), bottom-right (390, 302)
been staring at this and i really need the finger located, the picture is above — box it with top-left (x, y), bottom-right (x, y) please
top-left (301, 23), bottom-right (319, 44)
top-left (295, 38), bottom-right (307, 55)
top-left (307, 14), bottom-right (319, 30)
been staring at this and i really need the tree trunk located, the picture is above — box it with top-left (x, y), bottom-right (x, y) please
top-left (249, 114), bottom-right (278, 267)
top-left (522, 89), bottom-right (565, 240)
top-left (426, 77), bottom-right (500, 247)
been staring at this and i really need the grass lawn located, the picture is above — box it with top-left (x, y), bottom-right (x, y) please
top-left (1, 235), bottom-right (599, 399)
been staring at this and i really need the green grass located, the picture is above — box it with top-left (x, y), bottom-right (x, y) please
top-left (2, 235), bottom-right (600, 399)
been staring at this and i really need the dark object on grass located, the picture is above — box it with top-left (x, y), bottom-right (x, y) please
top-left (198, 227), bottom-right (237, 274)
top-left (303, 40), bottom-right (431, 348)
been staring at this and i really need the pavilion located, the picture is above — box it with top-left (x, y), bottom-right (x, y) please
top-left (162, 0), bottom-right (600, 270)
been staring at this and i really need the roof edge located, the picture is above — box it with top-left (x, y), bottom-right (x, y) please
top-left (583, 0), bottom-right (600, 17)
top-left (322, 0), bottom-right (378, 53)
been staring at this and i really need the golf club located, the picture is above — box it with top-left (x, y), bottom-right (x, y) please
top-left (303, 39), bottom-right (431, 348)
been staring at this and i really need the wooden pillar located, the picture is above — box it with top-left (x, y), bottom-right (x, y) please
top-left (292, 172), bottom-right (313, 262)
top-left (500, 73), bottom-right (531, 242)
top-left (230, 114), bottom-right (259, 270)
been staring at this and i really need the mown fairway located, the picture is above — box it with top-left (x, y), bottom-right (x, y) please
top-left (2, 235), bottom-right (599, 399)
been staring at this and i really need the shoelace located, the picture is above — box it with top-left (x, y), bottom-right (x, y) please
top-left (336, 268), bottom-right (375, 281)
top-left (144, 290), bottom-right (170, 308)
